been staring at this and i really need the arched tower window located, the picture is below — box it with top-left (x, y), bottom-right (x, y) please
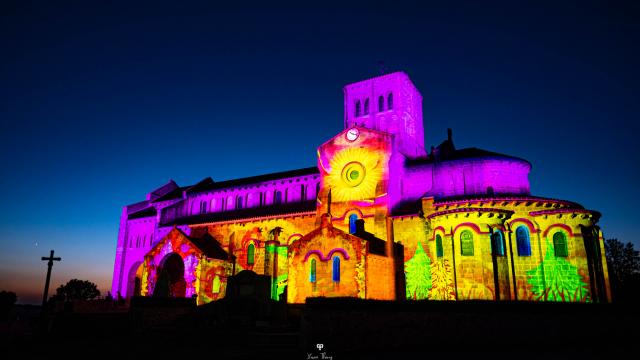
top-left (355, 100), bottom-right (361, 117)
top-left (553, 232), bottom-right (568, 257)
top-left (435, 234), bottom-right (444, 258)
top-left (491, 231), bottom-right (506, 256)
top-left (247, 243), bottom-right (255, 265)
top-left (349, 214), bottom-right (358, 234)
top-left (332, 256), bottom-right (341, 282)
top-left (378, 95), bottom-right (385, 112)
top-left (460, 230), bottom-right (474, 256)
top-left (274, 190), bottom-right (283, 204)
top-left (516, 226), bottom-right (531, 256)
top-left (364, 98), bottom-right (369, 115)
top-left (236, 195), bottom-right (243, 209)
top-left (387, 93), bottom-right (393, 110)
top-left (310, 259), bottom-right (316, 283)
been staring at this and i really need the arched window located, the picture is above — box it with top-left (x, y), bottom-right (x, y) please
top-left (378, 95), bottom-right (385, 112)
top-left (349, 214), bottom-right (358, 234)
top-left (332, 256), bottom-right (341, 282)
top-left (553, 232), bottom-right (568, 257)
top-left (301, 184), bottom-right (306, 201)
top-left (355, 100), bottom-right (361, 117)
top-left (310, 259), bottom-right (316, 283)
top-left (435, 234), bottom-right (444, 258)
top-left (236, 195), bottom-right (243, 209)
top-left (247, 243), bottom-right (255, 265)
top-left (516, 226), bottom-right (531, 256)
top-left (460, 230), bottom-right (474, 256)
top-left (200, 200), bottom-right (207, 213)
top-left (212, 275), bottom-right (221, 294)
top-left (210, 198), bottom-right (216, 212)
top-left (491, 231), bottom-right (506, 256)
top-left (387, 93), bottom-right (393, 109)
top-left (227, 196), bottom-right (234, 210)
top-left (274, 190), bottom-right (282, 204)
top-left (364, 98), bottom-right (369, 115)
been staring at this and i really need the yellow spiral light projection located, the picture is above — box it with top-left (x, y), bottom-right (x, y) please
top-left (325, 147), bottom-right (383, 201)
top-left (341, 161), bottom-right (366, 187)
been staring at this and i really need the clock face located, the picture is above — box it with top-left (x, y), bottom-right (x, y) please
top-left (346, 128), bottom-right (360, 141)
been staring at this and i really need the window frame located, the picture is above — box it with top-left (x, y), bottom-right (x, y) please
top-left (553, 231), bottom-right (569, 257)
top-left (435, 234), bottom-right (444, 258)
top-left (247, 243), bottom-right (255, 265)
top-left (515, 226), bottom-right (532, 256)
top-left (332, 256), bottom-right (341, 282)
top-left (460, 230), bottom-right (474, 256)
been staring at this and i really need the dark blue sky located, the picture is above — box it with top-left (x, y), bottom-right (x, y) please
top-left (1, 0), bottom-right (638, 303)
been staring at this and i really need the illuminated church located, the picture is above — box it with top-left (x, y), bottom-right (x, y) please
top-left (111, 72), bottom-right (610, 304)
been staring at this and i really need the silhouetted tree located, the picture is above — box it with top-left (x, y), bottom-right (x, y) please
top-left (54, 279), bottom-right (101, 302)
top-left (0, 291), bottom-right (17, 321)
top-left (605, 239), bottom-right (640, 302)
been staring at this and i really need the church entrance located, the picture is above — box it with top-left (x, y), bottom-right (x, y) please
top-left (154, 253), bottom-right (186, 298)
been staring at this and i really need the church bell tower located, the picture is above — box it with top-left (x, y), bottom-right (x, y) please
top-left (343, 71), bottom-right (426, 159)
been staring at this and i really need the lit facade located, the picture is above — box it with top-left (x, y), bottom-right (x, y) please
top-left (111, 71), bottom-right (610, 304)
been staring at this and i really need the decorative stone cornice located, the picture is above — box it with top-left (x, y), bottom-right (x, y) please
top-left (426, 207), bottom-right (514, 220)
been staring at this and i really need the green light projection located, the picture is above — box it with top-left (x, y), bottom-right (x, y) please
top-left (526, 240), bottom-right (591, 302)
top-left (404, 243), bottom-right (432, 300)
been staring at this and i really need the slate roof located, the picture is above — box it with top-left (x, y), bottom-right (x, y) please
top-left (187, 232), bottom-right (229, 260)
top-left (162, 200), bottom-right (317, 226)
top-left (407, 147), bottom-right (531, 168)
top-left (187, 167), bottom-right (319, 195)
top-left (128, 206), bottom-right (157, 220)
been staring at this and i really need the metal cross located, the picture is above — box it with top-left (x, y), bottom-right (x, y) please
top-left (41, 250), bottom-right (61, 306)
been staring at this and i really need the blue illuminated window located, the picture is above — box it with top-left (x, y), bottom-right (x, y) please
top-left (332, 256), bottom-right (340, 282)
top-left (349, 214), bottom-right (358, 234)
top-left (516, 226), bottom-right (531, 256)
top-left (491, 231), bottom-right (506, 256)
